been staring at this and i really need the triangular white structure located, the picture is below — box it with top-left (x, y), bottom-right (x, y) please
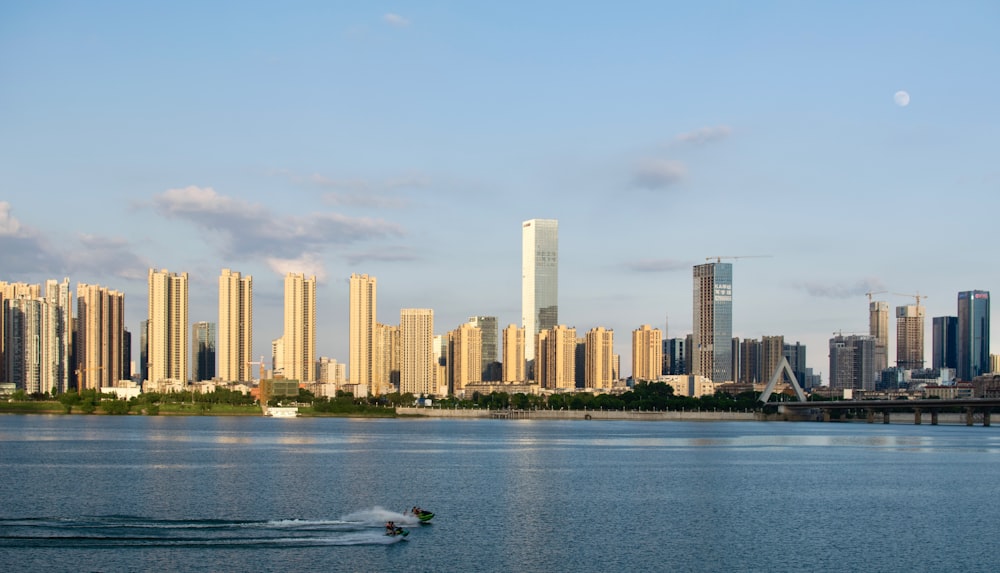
top-left (758, 356), bottom-right (807, 403)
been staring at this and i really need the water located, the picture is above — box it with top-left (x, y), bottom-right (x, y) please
top-left (1, 415), bottom-right (999, 572)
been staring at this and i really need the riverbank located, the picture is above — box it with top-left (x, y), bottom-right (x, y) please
top-left (397, 406), bottom-right (763, 421)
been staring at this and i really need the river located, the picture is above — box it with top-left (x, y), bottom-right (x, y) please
top-left (1, 415), bottom-right (998, 572)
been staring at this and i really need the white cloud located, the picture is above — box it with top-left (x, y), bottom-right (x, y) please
top-left (265, 254), bottom-right (328, 282)
top-left (675, 125), bottom-right (733, 145)
top-left (384, 13), bottom-right (410, 27)
top-left (632, 159), bottom-right (686, 189)
top-left (151, 185), bottom-right (405, 277)
top-left (0, 202), bottom-right (24, 236)
top-left (795, 278), bottom-right (886, 299)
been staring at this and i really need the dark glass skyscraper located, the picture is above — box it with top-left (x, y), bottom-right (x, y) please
top-left (193, 321), bottom-right (217, 382)
top-left (957, 291), bottom-right (990, 381)
top-left (931, 316), bottom-right (957, 371)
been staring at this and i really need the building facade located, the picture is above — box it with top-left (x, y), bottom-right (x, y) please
top-left (957, 290), bottom-right (990, 381)
top-left (502, 324), bottom-right (525, 383)
top-left (469, 315), bottom-right (499, 382)
top-left (349, 273), bottom-right (377, 395)
top-left (282, 273), bottom-right (316, 382)
top-left (631, 324), bottom-right (661, 382)
top-left (218, 269), bottom-right (253, 382)
top-left (147, 269), bottom-right (189, 384)
top-left (400, 309), bottom-right (434, 396)
top-left (76, 284), bottom-right (125, 391)
top-left (869, 300), bottom-right (890, 376)
top-left (829, 334), bottom-right (875, 391)
top-left (522, 219), bottom-right (558, 364)
top-left (895, 304), bottom-right (925, 370)
top-left (448, 322), bottom-right (482, 396)
top-left (932, 316), bottom-right (958, 371)
top-left (536, 325), bottom-right (576, 390)
top-left (192, 321), bottom-right (216, 382)
top-left (586, 327), bottom-right (615, 389)
top-left (692, 262), bottom-right (733, 383)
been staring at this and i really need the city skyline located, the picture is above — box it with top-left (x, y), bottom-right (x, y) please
top-left (2, 2), bottom-right (998, 380)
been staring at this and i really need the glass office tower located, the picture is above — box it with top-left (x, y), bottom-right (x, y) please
top-left (957, 291), bottom-right (990, 381)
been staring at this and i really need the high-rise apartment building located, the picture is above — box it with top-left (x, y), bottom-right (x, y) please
top-left (374, 322), bottom-right (400, 392)
top-left (586, 327), bottom-right (615, 389)
top-left (869, 301), bottom-right (890, 376)
top-left (957, 290), bottom-right (990, 381)
top-left (282, 273), bottom-right (316, 382)
top-left (147, 269), bottom-right (189, 384)
top-left (448, 322), bottom-right (482, 396)
top-left (469, 316), bottom-right (499, 382)
top-left (76, 284), bottom-right (125, 390)
top-left (783, 342), bottom-right (808, 388)
top-left (502, 324), bottom-right (525, 383)
top-left (631, 325), bottom-right (661, 382)
top-left (400, 309), bottom-right (434, 396)
top-left (218, 269), bottom-right (253, 382)
top-left (932, 316), bottom-right (958, 371)
top-left (692, 262), bottom-right (733, 383)
top-left (739, 338), bottom-right (761, 383)
top-left (4, 296), bottom-right (46, 393)
top-left (522, 219), bottom-right (558, 365)
top-left (0, 282), bottom-right (41, 382)
top-left (192, 321), bottom-right (216, 382)
top-left (829, 334), bottom-right (875, 391)
top-left (536, 325), bottom-right (576, 390)
top-left (349, 273), bottom-right (377, 395)
top-left (44, 279), bottom-right (73, 393)
top-left (761, 335), bottom-right (785, 382)
top-left (895, 305), bottom-right (925, 370)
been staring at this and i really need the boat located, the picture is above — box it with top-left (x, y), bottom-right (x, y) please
top-left (413, 510), bottom-right (434, 523)
top-left (386, 527), bottom-right (409, 537)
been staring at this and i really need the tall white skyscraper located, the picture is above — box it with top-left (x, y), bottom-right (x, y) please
top-left (522, 218), bottom-right (558, 364)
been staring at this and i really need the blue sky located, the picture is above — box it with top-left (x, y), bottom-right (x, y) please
top-left (2, 1), bottom-right (998, 380)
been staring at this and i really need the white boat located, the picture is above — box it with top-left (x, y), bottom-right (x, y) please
top-left (266, 406), bottom-right (299, 417)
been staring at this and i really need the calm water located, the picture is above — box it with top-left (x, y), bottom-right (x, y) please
top-left (1, 415), bottom-right (999, 572)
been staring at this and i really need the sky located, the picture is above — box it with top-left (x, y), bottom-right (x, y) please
top-left (2, 1), bottom-right (999, 381)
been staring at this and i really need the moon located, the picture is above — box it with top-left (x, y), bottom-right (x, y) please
top-left (894, 90), bottom-right (910, 107)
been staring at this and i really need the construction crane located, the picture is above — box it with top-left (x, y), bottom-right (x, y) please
top-left (865, 290), bottom-right (887, 304)
top-left (74, 365), bottom-right (105, 392)
top-left (705, 255), bottom-right (772, 263)
top-left (893, 292), bottom-right (928, 307)
top-left (247, 355), bottom-right (267, 383)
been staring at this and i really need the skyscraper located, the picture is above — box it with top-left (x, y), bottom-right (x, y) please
top-left (522, 219), bottom-right (558, 364)
top-left (374, 322), bottom-right (400, 392)
top-left (282, 273), bottom-right (316, 382)
top-left (349, 273), bottom-right (377, 395)
top-left (502, 324), bottom-right (525, 383)
top-left (468, 316), bottom-right (499, 381)
top-left (869, 301), bottom-right (889, 376)
top-left (400, 309), bottom-right (434, 396)
top-left (536, 325), bottom-right (576, 390)
top-left (957, 290), bottom-right (990, 381)
top-left (147, 269), bottom-right (189, 384)
top-left (218, 269), bottom-right (253, 382)
top-left (192, 321), bottom-right (216, 382)
top-left (761, 335), bottom-right (785, 382)
top-left (586, 327), bottom-right (615, 389)
top-left (448, 322), bottom-right (482, 396)
top-left (0, 282), bottom-right (41, 383)
top-left (931, 316), bottom-right (958, 371)
top-left (44, 278), bottom-right (73, 394)
top-left (76, 284), bottom-right (125, 391)
top-left (631, 324), bottom-right (662, 382)
top-left (829, 334), bottom-right (875, 391)
top-left (692, 262), bottom-right (733, 383)
top-left (895, 304), bottom-right (925, 370)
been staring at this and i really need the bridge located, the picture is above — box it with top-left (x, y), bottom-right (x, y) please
top-left (775, 398), bottom-right (1000, 426)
